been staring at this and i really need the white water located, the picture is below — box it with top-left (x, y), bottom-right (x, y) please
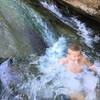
top-left (40, 1), bottom-right (100, 48)
top-left (0, 1), bottom-right (100, 100)
top-left (0, 59), bottom-right (21, 100)
top-left (40, 1), bottom-right (62, 18)
top-left (0, 59), bottom-right (18, 89)
top-left (40, 1), bottom-right (76, 29)
top-left (20, 37), bottom-right (100, 100)
top-left (23, 4), bottom-right (56, 46)
top-left (71, 17), bottom-right (100, 48)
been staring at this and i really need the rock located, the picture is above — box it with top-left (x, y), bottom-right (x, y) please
top-left (0, 0), bottom-right (46, 58)
top-left (61, 0), bottom-right (100, 23)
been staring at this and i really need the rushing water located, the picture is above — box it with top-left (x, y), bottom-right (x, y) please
top-left (0, 0), bottom-right (100, 100)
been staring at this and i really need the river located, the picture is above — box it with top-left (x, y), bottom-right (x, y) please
top-left (0, 0), bottom-right (100, 100)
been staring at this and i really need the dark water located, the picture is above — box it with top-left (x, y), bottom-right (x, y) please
top-left (0, 0), bottom-right (100, 100)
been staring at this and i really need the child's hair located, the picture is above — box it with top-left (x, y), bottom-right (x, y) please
top-left (68, 42), bottom-right (81, 51)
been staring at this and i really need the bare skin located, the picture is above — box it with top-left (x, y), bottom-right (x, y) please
top-left (59, 49), bottom-right (96, 74)
top-left (58, 48), bottom-right (97, 100)
top-left (70, 92), bottom-right (85, 100)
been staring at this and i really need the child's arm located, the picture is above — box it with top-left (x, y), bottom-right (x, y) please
top-left (84, 58), bottom-right (97, 75)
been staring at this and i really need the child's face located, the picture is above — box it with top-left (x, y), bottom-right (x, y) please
top-left (67, 49), bottom-right (82, 62)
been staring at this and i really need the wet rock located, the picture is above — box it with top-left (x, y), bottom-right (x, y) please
top-left (0, 57), bottom-right (8, 64)
top-left (59, 0), bottom-right (100, 23)
top-left (55, 94), bottom-right (71, 100)
top-left (96, 78), bottom-right (100, 100)
top-left (0, 58), bottom-right (29, 100)
top-left (0, 79), bottom-right (3, 95)
top-left (13, 93), bottom-right (28, 100)
top-left (0, 0), bottom-right (46, 58)
top-left (0, 59), bottom-right (21, 93)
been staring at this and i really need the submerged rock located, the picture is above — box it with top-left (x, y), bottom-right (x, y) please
top-left (0, 59), bottom-right (20, 91)
top-left (0, 58), bottom-right (29, 100)
top-left (55, 94), bottom-right (70, 100)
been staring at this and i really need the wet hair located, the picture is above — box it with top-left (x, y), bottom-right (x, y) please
top-left (68, 42), bottom-right (81, 51)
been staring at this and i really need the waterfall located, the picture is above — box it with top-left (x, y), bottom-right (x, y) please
top-left (0, 0), bottom-right (100, 100)
top-left (23, 5), bottom-right (57, 46)
top-left (0, 0), bottom-right (57, 57)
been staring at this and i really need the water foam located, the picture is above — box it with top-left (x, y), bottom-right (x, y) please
top-left (71, 17), bottom-right (100, 48)
top-left (40, 1), bottom-right (100, 49)
top-left (40, 1), bottom-right (62, 18)
top-left (20, 37), bottom-right (99, 100)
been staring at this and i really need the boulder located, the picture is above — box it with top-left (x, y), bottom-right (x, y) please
top-left (62, 0), bottom-right (100, 23)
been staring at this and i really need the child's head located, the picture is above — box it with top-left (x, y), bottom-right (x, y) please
top-left (68, 42), bottom-right (81, 51)
top-left (67, 42), bottom-right (82, 61)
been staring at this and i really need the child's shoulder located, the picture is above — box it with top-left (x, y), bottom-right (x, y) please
top-left (58, 57), bottom-right (67, 64)
top-left (81, 56), bottom-right (92, 65)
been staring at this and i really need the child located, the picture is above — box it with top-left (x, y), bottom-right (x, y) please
top-left (58, 42), bottom-right (96, 74)
top-left (58, 42), bottom-right (97, 100)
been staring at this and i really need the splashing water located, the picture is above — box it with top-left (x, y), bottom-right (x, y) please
top-left (24, 5), bottom-right (57, 46)
top-left (40, 1), bottom-right (77, 29)
top-left (71, 17), bottom-right (98, 48)
top-left (40, 1), bottom-right (62, 18)
top-left (0, 0), bottom-right (100, 100)
top-left (0, 59), bottom-right (21, 100)
top-left (19, 37), bottom-right (100, 100)
top-left (40, 1), bottom-right (100, 49)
